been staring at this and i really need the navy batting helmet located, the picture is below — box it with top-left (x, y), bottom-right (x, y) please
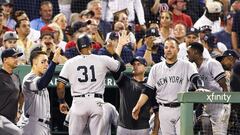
top-left (77, 35), bottom-right (93, 50)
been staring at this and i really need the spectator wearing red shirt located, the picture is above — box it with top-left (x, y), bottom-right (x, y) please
top-left (168, 0), bottom-right (193, 28)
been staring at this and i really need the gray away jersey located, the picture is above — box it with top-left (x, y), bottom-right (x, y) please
top-left (58, 54), bottom-right (120, 96)
top-left (147, 59), bottom-right (198, 103)
top-left (22, 72), bottom-right (50, 119)
top-left (198, 58), bottom-right (225, 92)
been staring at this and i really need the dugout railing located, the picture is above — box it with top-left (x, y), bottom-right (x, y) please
top-left (178, 92), bottom-right (240, 135)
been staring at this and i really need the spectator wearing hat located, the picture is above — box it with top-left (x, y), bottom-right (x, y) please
top-left (178, 27), bottom-right (211, 60)
top-left (0, 31), bottom-right (25, 64)
top-left (0, 48), bottom-right (23, 135)
top-left (194, 1), bottom-right (224, 33)
top-left (232, 11), bottom-right (240, 53)
top-left (1, 0), bottom-right (16, 29)
top-left (30, 1), bottom-right (53, 31)
top-left (202, 32), bottom-right (227, 59)
top-left (136, 28), bottom-right (164, 66)
top-left (14, 10), bottom-right (40, 42)
top-left (214, 12), bottom-right (234, 49)
top-left (98, 31), bottom-right (133, 64)
top-left (15, 19), bottom-right (33, 64)
top-left (168, 0), bottom-right (193, 28)
top-left (198, 25), bottom-right (212, 43)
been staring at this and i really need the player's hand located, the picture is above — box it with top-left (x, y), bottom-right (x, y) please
top-left (196, 88), bottom-right (211, 92)
top-left (132, 105), bottom-right (141, 120)
top-left (59, 102), bottom-right (69, 114)
top-left (52, 48), bottom-right (62, 64)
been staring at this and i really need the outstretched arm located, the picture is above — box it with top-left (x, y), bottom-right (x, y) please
top-left (132, 93), bottom-right (149, 120)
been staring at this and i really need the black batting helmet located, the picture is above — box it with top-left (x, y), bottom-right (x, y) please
top-left (77, 34), bottom-right (93, 50)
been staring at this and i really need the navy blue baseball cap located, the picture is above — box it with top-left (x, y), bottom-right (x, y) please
top-left (130, 56), bottom-right (147, 66)
top-left (216, 49), bottom-right (239, 62)
top-left (203, 33), bottom-right (217, 47)
top-left (109, 31), bottom-right (119, 40)
top-left (77, 34), bottom-right (93, 50)
top-left (186, 27), bottom-right (199, 36)
top-left (1, 48), bottom-right (23, 61)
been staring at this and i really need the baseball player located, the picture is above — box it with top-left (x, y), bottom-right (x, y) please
top-left (132, 37), bottom-right (205, 135)
top-left (63, 102), bottom-right (119, 135)
top-left (187, 42), bottom-right (230, 135)
top-left (0, 49), bottom-right (24, 135)
top-left (56, 34), bottom-right (125, 135)
top-left (110, 56), bottom-right (160, 135)
top-left (22, 48), bottom-right (63, 135)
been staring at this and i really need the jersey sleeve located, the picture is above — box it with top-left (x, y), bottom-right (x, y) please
top-left (102, 56), bottom-right (120, 72)
top-left (23, 74), bottom-right (41, 92)
top-left (187, 62), bottom-right (198, 81)
top-left (146, 65), bottom-right (157, 89)
top-left (209, 60), bottom-right (225, 81)
top-left (58, 60), bottom-right (70, 85)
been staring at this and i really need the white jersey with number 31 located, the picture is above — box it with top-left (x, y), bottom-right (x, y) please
top-left (58, 54), bottom-right (120, 96)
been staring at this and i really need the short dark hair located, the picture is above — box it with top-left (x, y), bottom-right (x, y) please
top-left (29, 50), bottom-right (47, 66)
top-left (164, 37), bottom-right (179, 47)
top-left (40, 1), bottom-right (52, 9)
top-left (14, 10), bottom-right (26, 21)
top-left (188, 42), bottom-right (204, 54)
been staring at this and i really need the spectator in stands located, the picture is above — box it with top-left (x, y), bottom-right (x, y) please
top-left (202, 33), bottom-right (227, 59)
top-left (14, 10), bottom-right (40, 42)
top-left (198, 25), bottom-right (212, 44)
top-left (0, 1), bottom-right (16, 29)
top-left (88, 0), bottom-right (112, 39)
top-left (194, 1), bottom-right (223, 33)
top-left (102, 0), bottom-right (146, 31)
top-left (214, 12), bottom-right (234, 49)
top-left (145, 0), bottom-right (169, 23)
top-left (30, 1), bottom-right (53, 31)
top-left (52, 13), bottom-right (68, 42)
top-left (113, 12), bottom-right (136, 51)
top-left (0, 31), bottom-right (24, 64)
top-left (173, 22), bottom-right (186, 43)
top-left (232, 11), bottom-right (240, 52)
top-left (159, 11), bottom-right (174, 41)
top-left (48, 23), bottom-right (67, 52)
top-left (178, 27), bottom-right (211, 60)
top-left (0, 7), bottom-right (12, 47)
top-left (98, 31), bottom-right (133, 64)
top-left (136, 28), bottom-right (164, 66)
top-left (168, 0), bottom-right (193, 28)
top-left (15, 19), bottom-right (33, 64)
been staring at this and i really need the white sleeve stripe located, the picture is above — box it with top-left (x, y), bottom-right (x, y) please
top-left (57, 76), bottom-right (69, 84)
top-left (145, 84), bottom-right (155, 90)
top-left (190, 73), bottom-right (199, 82)
top-left (115, 72), bottom-right (123, 83)
top-left (214, 72), bottom-right (226, 82)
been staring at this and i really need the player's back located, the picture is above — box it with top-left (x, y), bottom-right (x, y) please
top-left (59, 54), bottom-right (120, 96)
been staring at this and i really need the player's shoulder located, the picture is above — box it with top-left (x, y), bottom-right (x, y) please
top-left (206, 58), bottom-right (221, 65)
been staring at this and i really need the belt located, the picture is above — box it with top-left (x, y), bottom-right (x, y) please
top-left (73, 93), bottom-right (103, 98)
top-left (25, 114), bottom-right (51, 125)
top-left (159, 102), bottom-right (180, 108)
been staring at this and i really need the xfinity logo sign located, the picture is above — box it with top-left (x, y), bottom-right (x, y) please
top-left (206, 92), bottom-right (231, 102)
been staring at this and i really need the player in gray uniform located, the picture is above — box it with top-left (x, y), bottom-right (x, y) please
top-left (22, 48), bottom-right (63, 135)
top-left (64, 102), bottom-right (119, 135)
top-left (132, 37), bottom-right (205, 135)
top-left (56, 34), bottom-right (125, 135)
top-left (187, 42), bottom-right (230, 135)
